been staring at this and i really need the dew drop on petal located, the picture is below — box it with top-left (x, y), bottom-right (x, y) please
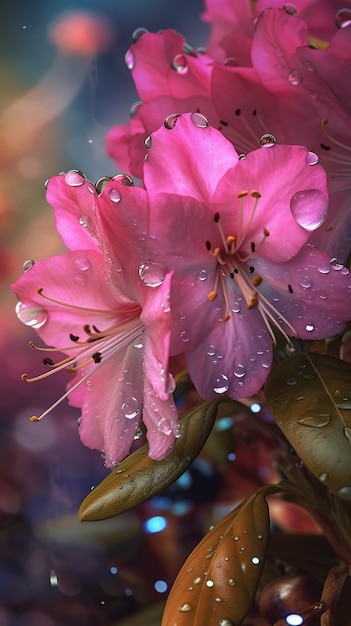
top-left (138, 259), bottom-right (167, 287)
top-left (283, 3), bottom-right (297, 15)
top-left (109, 187), bottom-right (122, 203)
top-left (303, 60), bottom-right (315, 72)
top-left (335, 8), bottom-right (351, 28)
top-left (305, 323), bottom-right (315, 332)
top-left (180, 330), bottom-right (190, 343)
top-left (300, 276), bottom-right (311, 289)
top-left (317, 261), bottom-right (330, 274)
top-left (74, 256), bottom-right (90, 271)
top-left (330, 257), bottom-right (344, 271)
top-left (224, 57), bottom-right (239, 66)
top-left (15, 301), bottom-right (48, 329)
top-left (130, 100), bottom-right (142, 117)
top-left (65, 170), bottom-right (85, 186)
top-left (198, 268), bottom-right (207, 281)
top-left (79, 215), bottom-right (89, 228)
top-left (234, 364), bottom-right (246, 378)
top-left (171, 53), bottom-right (188, 73)
top-left (122, 397), bottom-right (139, 419)
top-left (341, 266), bottom-right (350, 275)
top-left (290, 189), bottom-right (328, 231)
top-left (131, 26), bottom-right (148, 42)
top-left (125, 48), bottom-right (135, 69)
top-left (259, 133), bottom-right (276, 147)
top-left (190, 112), bottom-right (209, 128)
top-left (207, 345), bottom-right (216, 356)
top-left (288, 69), bottom-right (302, 85)
top-left (164, 113), bottom-right (179, 129)
top-left (23, 259), bottom-right (35, 272)
top-left (158, 418), bottom-right (173, 435)
top-left (305, 151), bottom-right (319, 165)
top-left (319, 472), bottom-right (328, 482)
top-left (213, 374), bottom-right (229, 394)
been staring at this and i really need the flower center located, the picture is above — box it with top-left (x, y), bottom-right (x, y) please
top-left (205, 192), bottom-right (297, 345)
top-left (21, 288), bottom-right (143, 422)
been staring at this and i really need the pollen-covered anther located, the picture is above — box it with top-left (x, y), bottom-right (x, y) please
top-left (248, 294), bottom-right (259, 309)
top-left (30, 416), bottom-right (40, 422)
top-left (237, 190), bottom-right (249, 198)
top-left (252, 275), bottom-right (263, 287)
top-left (250, 190), bottom-right (261, 199)
top-left (208, 290), bottom-right (217, 301)
top-left (226, 235), bottom-right (235, 247)
top-left (263, 228), bottom-right (270, 237)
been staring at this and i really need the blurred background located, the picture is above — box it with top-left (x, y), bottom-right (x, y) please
top-left (0, 2), bottom-right (331, 625)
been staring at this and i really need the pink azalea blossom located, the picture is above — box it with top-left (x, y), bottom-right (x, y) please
top-left (103, 113), bottom-right (351, 400)
top-left (12, 173), bottom-right (179, 468)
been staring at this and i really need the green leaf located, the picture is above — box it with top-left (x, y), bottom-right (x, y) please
top-left (265, 352), bottom-right (351, 501)
top-left (161, 487), bottom-right (271, 626)
top-left (79, 399), bottom-right (221, 522)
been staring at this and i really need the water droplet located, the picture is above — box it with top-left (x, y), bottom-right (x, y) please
top-left (125, 48), bottom-right (135, 69)
top-left (335, 8), bottom-right (351, 28)
top-left (251, 557), bottom-right (260, 564)
top-left (300, 276), bottom-right (312, 289)
top-left (303, 60), bottom-right (315, 72)
top-left (179, 603), bottom-right (192, 612)
top-left (79, 215), bottom-right (88, 228)
top-left (144, 135), bottom-right (152, 150)
top-left (138, 259), bottom-right (167, 287)
top-left (74, 256), bottom-right (90, 271)
top-left (297, 413), bottom-right (331, 427)
top-left (206, 580), bottom-right (214, 587)
top-left (232, 301), bottom-right (241, 313)
top-left (234, 364), bottom-right (246, 378)
top-left (180, 330), bottom-right (190, 343)
top-left (193, 577), bottom-right (202, 584)
top-left (133, 427), bottom-right (143, 440)
top-left (228, 578), bottom-right (236, 586)
top-left (305, 151), bottom-right (319, 165)
top-left (219, 620), bottom-right (233, 626)
top-left (190, 112), bottom-right (208, 128)
top-left (109, 187), bottom-right (122, 203)
top-left (171, 53), bottom-right (188, 73)
top-left (341, 266), bottom-right (350, 275)
top-left (319, 472), bottom-right (328, 482)
top-left (132, 26), bottom-right (148, 41)
top-left (290, 189), bottom-right (327, 230)
top-left (122, 397), bottom-right (139, 419)
top-left (65, 170), bottom-right (85, 186)
top-left (113, 173), bottom-right (134, 186)
top-left (317, 261), bottom-right (330, 274)
top-left (288, 69), bottom-right (302, 86)
top-left (15, 300), bottom-right (48, 329)
top-left (330, 257), bottom-right (344, 271)
top-left (336, 486), bottom-right (351, 501)
top-left (238, 154), bottom-right (246, 160)
top-left (287, 377), bottom-right (297, 385)
top-left (283, 3), bottom-right (297, 15)
top-left (130, 100), bottom-right (142, 117)
top-left (224, 57), bottom-right (239, 67)
top-left (157, 418), bottom-right (173, 435)
top-left (259, 133), bottom-right (276, 147)
top-left (213, 374), bottom-right (229, 394)
top-left (23, 259), bottom-right (35, 272)
top-left (198, 268), bottom-right (207, 281)
top-left (305, 323), bottom-right (315, 332)
top-left (207, 345), bottom-right (216, 356)
top-left (344, 426), bottom-right (351, 443)
top-left (164, 113), bottom-right (179, 129)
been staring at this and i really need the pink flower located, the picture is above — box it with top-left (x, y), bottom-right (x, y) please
top-left (103, 113), bottom-right (351, 400)
top-left (12, 173), bottom-right (179, 468)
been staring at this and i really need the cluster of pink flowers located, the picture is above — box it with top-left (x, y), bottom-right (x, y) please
top-left (12, 1), bottom-right (351, 468)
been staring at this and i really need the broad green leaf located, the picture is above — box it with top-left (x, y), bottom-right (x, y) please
top-left (161, 487), bottom-right (271, 626)
top-left (265, 352), bottom-right (351, 501)
top-left (80, 399), bottom-right (220, 521)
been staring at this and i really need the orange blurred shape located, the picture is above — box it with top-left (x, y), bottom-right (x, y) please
top-left (48, 11), bottom-right (115, 56)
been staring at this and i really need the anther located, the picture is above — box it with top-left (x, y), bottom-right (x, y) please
top-left (43, 358), bottom-right (54, 366)
top-left (205, 240), bottom-right (212, 250)
top-left (320, 143), bottom-right (331, 151)
top-left (92, 352), bottom-right (102, 363)
top-left (226, 235), bottom-right (235, 247)
top-left (263, 228), bottom-right (270, 237)
top-left (235, 109), bottom-right (241, 116)
top-left (249, 266), bottom-right (255, 273)
top-left (252, 276), bottom-right (263, 287)
top-left (288, 284), bottom-right (294, 293)
top-left (251, 242), bottom-right (256, 253)
top-left (84, 324), bottom-right (91, 334)
top-left (237, 190), bottom-right (249, 198)
top-left (250, 190), bottom-right (261, 198)
top-left (30, 416), bottom-right (40, 422)
top-left (208, 291), bottom-right (217, 301)
top-left (214, 212), bottom-right (220, 223)
top-left (248, 295), bottom-right (259, 308)
top-left (219, 119), bottom-right (228, 127)
top-left (70, 333), bottom-right (80, 342)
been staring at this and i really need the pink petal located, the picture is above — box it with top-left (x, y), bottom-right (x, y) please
top-left (129, 29), bottom-right (212, 101)
top-left (142, 378), bottom-right (179, 460)
top-left (46, 175), bottom-right (100, 252)
top-left (214, 144), bottom-right (328, 261)
top-left (144, 113), bottom-right (239, 204)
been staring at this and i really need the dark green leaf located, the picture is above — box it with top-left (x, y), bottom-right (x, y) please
top-left (265, 353), bottom-right (351, 501)
top-left (80, 399), bottom-right (220, 521)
